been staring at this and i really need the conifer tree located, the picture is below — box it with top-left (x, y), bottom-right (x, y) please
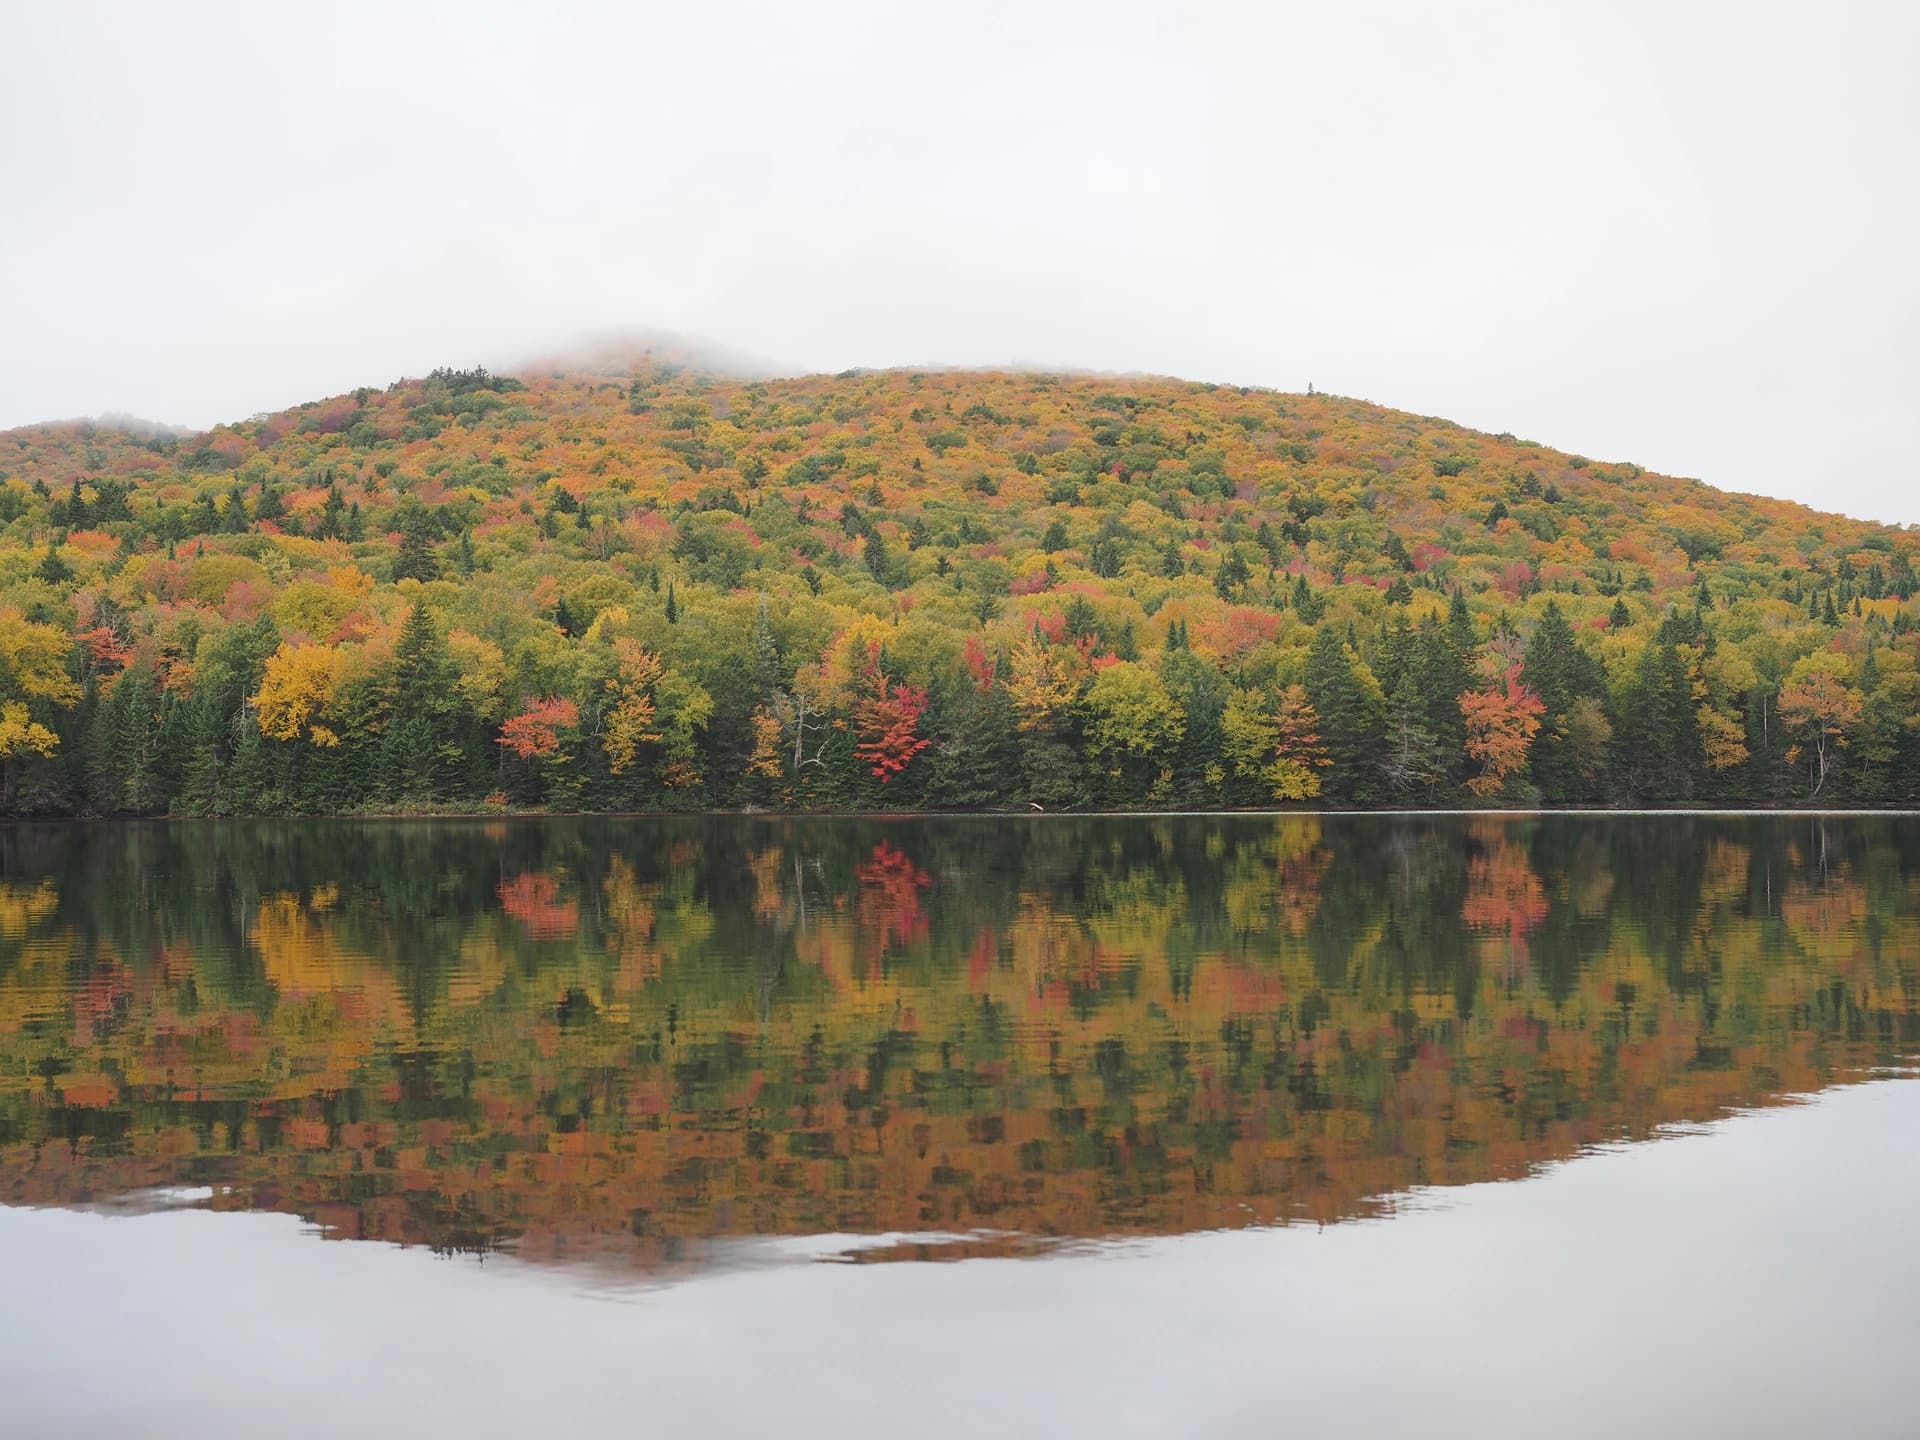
top-left (1525, 601), bottom-right (1605, 802)
top-left (1304, 626), bottom-right (1386, 802)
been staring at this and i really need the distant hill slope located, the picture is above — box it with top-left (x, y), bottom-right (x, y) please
top-left (1, 361), bottom-right (1915, 814)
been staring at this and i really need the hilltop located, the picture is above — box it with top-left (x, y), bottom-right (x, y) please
top-left (0, 357), bottom-right (1915, 814)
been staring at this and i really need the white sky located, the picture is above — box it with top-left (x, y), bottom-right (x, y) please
top-left (3, 1), bottom-right (1915, 524)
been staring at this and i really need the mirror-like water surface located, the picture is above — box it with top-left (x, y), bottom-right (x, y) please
top-left (0, 815), bottom-right (1915, 1436)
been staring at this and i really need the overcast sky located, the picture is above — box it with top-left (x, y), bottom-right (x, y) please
top-left (3, 2), bottom-right (1915, 524)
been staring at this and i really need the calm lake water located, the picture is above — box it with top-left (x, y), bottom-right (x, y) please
top-left (1, 814), bottom-right (1915, 1437)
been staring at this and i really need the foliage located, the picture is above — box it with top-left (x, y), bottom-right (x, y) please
top-left (0, 358), bottom-right (1914, 814)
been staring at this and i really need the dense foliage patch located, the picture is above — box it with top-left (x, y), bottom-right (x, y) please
top-left (1, 357), bottom-right (1916, 813)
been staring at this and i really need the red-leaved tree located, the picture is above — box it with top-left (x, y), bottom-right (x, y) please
top-left (853, 647), bottom-right (932, 783)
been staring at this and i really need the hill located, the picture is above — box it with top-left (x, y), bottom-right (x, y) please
top-left (1, 358), bottom-right (1916, 814)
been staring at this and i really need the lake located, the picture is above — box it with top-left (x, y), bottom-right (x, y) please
top-left (1, 814), bottom-right (1915, 1437)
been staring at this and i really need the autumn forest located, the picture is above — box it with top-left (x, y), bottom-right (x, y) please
top-left (2, 356), bottom-right (1917, 816)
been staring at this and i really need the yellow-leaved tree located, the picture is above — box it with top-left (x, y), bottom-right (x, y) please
top-left (1, 608), bottom-right (82, 803)
top-left (602, 639), bottom-right (664, 775)
top-left (253, 642), bottom-right (345, 747)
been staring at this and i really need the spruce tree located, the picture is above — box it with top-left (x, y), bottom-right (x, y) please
top-left (1304, 626), bottom-right (1386, 803)
top-left (1524, 601), bottom-right (1604, 801)
top-left (1616, 637), bottom-right (1700, 801)
top-left (392, 509), bottom-right (441, 582)
top-left (378, 604), bottom-right (458, 803)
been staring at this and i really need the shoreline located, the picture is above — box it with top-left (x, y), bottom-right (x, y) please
top-left (5, 805), bottom-right (1918, 826)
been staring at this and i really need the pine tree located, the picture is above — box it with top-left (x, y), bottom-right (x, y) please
top-left (392, 508), bottom-right (441, 582)
top-left (1304, 626), bottom-right (1386, 802)
top-left (377, 604), bottom-right (459, 802)
top-left (1616, 637), bottom-right (1700, 801)
top-left (665, 582), bottom-right (680, 625)
top-left (864, 529), bottom-right (892, 585)
top-left (1290, 573), bottom-right (1323, 622)
top-left (1447, 587), bottom-right (1477, 655)
top-left (1524, 601), bottom-right (1605, 801)
top-left (1213, 546), bottom-right (1251, 598)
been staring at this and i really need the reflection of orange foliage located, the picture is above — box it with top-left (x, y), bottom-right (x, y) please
top-left (498, 872), bottom-right (579, 939)
top-left (854, 840), bottom-right (931, 974)
top-left (1462, 825), bottom-right (1548, 971)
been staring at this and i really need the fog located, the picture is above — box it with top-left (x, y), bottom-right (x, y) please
top-left (3, 1), bottom-right (1915, 524)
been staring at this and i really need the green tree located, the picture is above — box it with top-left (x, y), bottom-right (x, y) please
top-left (1304, 627), bottom-right (1387, 802)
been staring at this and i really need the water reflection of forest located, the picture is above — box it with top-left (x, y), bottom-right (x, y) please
top-left (2, 817), bottom-right (1914, 1269)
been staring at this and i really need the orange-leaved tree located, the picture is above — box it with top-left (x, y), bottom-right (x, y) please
top-left (498, 697), bottom-right (579, 760)
top-left (1777, 659), bottom-right (1862, 797)
top-left (1460, 662), bottom-right (1545, 798)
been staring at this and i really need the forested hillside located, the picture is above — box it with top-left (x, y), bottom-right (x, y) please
top-left (1, 356), bottom-right (1916, 814)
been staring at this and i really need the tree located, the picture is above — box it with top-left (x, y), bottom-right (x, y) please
top-left (853, 650), bottom-right (932, 784)
top-left (1224, 684), bottom-right (1331, 801)
top-left (1005, 634), bottom-right (1079, 734)
top-left (1777, 660), bottom-right (1862, 797)
top-left (1213, 546), bottom-right (1251, 598)
top-left (1615, 637), bottom-right (1700, 801)
top-left (864, 529), bottom-right (893, 585)
top-left (1289, 573), bottom-right (1323, 622)
top-left (380, 605), bottom-right (460, 799)
top-left (253, 643), bottom-right (344, 747)
top-left (392, 508), bottom-right (441, 582)
top-left (499, 697), bottom-right (579, 759)
top-left (1460, 663), bottom-right (1545, 799)
top-left (602, 640), bottom-right (665, 775)
top-left (36, 544), bottom-right (73, 586)
top-left (1082, 662), bottom-right (1184, 767)
top-left (1303, 627), bottom-right (1385, 801)
top-left (1524, 602), bottom-right (1604, 801)
top-left (745, 706), bottom-right (785, 787)
top-left (1380, 671), bottom-right (1446, 798)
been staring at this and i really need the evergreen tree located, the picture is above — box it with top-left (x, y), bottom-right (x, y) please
top-left (392, 508), bottom-right (441, 582)
top-left (36, 544), bottom-right (72, 586)
top-left (1213, 546), bottom-right (1251, 598)
top-left (1525, 601), bottom-right (1605, 802)
top-left (377, 605), bottom-right (459, 802)
top-left (864, 529), bottom-right (892, 585)
top-left (1160, 648), bottom-right (1228, 802)
top-left (1447, 587), bottom-right (1477, 656)
top-left (1304, 626), bottom-right (1386, 803)
top-left (1615, 637), bottom-right (1700, 801)
top-left (1289, 573), bottom-right (1323, 622)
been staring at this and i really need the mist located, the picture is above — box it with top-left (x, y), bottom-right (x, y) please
top-left (2, 1), bottom-right (1915, 524)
